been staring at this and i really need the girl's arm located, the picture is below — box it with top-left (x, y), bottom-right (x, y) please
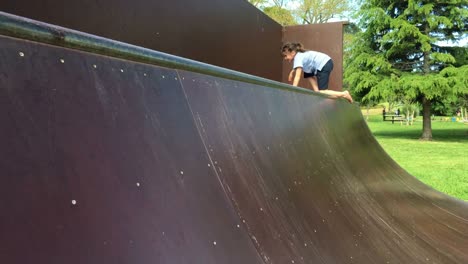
top-left (288, 69), bottom-right (295, 82)
top-left (293, 67), bottom-right (302, 86)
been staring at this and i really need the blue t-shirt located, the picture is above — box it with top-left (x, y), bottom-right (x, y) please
top-left (293, 51), bottom-right (331, 74)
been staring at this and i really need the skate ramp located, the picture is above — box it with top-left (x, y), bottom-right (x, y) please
top-left (1, 13), bottom-right (468, 264)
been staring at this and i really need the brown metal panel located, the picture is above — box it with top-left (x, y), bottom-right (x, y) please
top-left (0, 0), bottom-right (282, 81)
top-left (0, 35), bottom-right (264, 264)
top-left (282, 22), bottom-right (346, 91)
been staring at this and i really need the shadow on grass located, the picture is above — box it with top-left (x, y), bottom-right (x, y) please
top-left (373, 128), bottom-right (468, 142)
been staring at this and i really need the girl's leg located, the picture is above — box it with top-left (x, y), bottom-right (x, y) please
top-left (306, 78), bottom-right (353, 103)
top-left (319, 90), bottom-right (353, 103)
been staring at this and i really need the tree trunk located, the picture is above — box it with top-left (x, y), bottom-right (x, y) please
top-left (366, 103), bottom-right (370, 121)
top-left (421, 96), bottom-right (432, 140)
top-left (411, 110), bottom-right (415, 126)
top-left (410, 110), bottom-right (414, 126)
top-left (388, 100), bottom-right (394, 114)
top-left (421, 26), bottom-right (433, 140)
top-left (406, 110), bottom-right (410, 126)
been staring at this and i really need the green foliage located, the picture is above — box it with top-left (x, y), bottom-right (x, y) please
top-left (432, 98), bottom-right (457, 116)
top-left (401, 102), bottom-right (420, 118)
top-left (263, 6), bottom-right (297, 26)
top-left (247, 0), bottom-right (268, 8)
top-left (444, 46), bottom-right (468, 67)
top-left (295, 0), bottom-right (350, 24)
top-left (250, 0), bottom-right (350, 25)
top-left (431, 52), bottom-right (456, 64)
top-left (440, 65), bottom-right (468, 95)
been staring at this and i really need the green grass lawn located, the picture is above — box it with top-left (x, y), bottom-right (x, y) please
top-left (363, 114), bottom-right (468, 200)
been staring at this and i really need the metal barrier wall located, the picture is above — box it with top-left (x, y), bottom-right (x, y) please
top-left (0, 0), bottom-right (283, 81)
top-left (283, 22), bottom-right (346, 91)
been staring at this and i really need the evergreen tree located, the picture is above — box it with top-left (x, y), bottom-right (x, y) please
top-left (345, 0), bottom-right (468, 140)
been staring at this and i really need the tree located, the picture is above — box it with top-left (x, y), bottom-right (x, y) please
top-left (401, 102), bottom-right (420, 126)
top-left (459, 95), bottom-right (468, 121)
top-left (295, 0), bottom-right (350, 24)
top-left (271, 0), bottom-right (288, 7)
top-left (345, 0), bottom-right (468, 140)
top-left (248, 0), bottom-right (297, 25)
top-left (247, 0), bottom-right (268, 8)
top-left (248, 0), bottom-right (294, 9)
top-left (250, 0), bottom-right (351, 25)
top-left (264, 6), bottom-right (298, 25)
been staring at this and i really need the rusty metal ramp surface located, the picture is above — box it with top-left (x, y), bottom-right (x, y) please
top-left (1, 13), bottom-right (468, 264)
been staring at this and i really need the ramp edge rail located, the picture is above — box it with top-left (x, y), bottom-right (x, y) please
top-left (0, 11), bottom-right (329, 97)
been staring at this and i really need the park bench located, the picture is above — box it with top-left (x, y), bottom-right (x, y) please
top-left (383, 114), bottom-right (405, 124)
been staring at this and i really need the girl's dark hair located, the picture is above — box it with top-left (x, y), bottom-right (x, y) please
top-left (281, 42), bottom-right (307, 53)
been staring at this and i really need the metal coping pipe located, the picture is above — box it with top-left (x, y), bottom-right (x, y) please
top-left (0, 11), bottom-right (327, 97)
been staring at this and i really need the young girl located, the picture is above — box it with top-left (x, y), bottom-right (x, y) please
top-left (281, 42), bottom-right (353, 103)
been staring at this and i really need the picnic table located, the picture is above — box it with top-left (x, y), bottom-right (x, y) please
top-left (383, 114), bottom-right (404, 124)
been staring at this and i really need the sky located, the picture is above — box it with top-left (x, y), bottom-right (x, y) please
top-left (439, 37), bottom-right (468, 47)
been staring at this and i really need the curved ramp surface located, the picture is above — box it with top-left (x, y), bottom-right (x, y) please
top-left (1, 24), bottom-right (468, 264)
